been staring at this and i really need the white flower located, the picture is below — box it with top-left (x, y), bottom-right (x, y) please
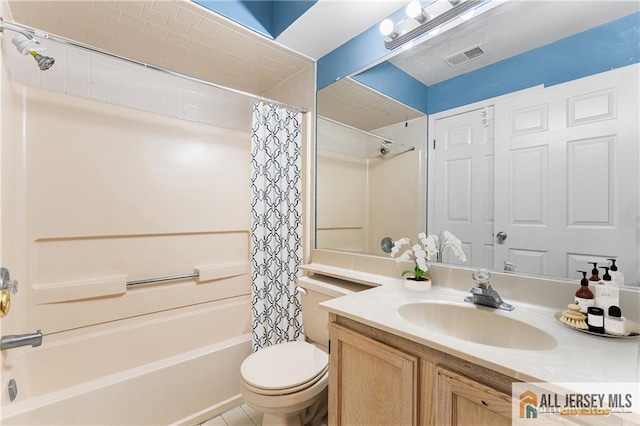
top-left (395, 248), bottom-right (413, 264)
top-left (389, 231), bottom-right (467, 279)
top-left (390, 237), bottom-right (410, 257)
top-left (416, 257), bottom-right (429, 271)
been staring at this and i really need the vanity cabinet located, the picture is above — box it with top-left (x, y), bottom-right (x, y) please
top-left (328, 316), bottom-right (514, 426)
top-left (436, 367), bottom-right (511, 425)
top-left (329, 323), bottom-right (418, 425)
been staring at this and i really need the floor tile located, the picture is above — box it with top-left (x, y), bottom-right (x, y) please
top-left (200, 415), bottom-right (227, 425)
top-left (240, 403), bottom-right (256, 416)
top-left (249, 412), bottom-right (263, 426)
top-left (221, 406), bottom-right (250, 425)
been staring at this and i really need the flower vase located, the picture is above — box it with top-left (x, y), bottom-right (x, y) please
top-left (404, 277), bottom-right (431, 291)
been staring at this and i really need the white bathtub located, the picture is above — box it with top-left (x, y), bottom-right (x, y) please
top-left (1, 297), bottom-right (253, 425)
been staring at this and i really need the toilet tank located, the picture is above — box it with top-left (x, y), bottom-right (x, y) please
top-left (296, 275), bottom-right (369, 350)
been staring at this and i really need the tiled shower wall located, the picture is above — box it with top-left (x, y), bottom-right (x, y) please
top-left (2, 28), bottom-right (254, 132)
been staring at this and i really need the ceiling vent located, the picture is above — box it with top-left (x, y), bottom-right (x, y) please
top-left (444, 45), bottom-right (486, 68)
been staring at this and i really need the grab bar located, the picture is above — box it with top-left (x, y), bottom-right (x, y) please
top-left (126, 273), bottom-right (199, 287)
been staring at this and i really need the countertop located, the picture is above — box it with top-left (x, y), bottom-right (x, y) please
top-left (319, 276), bottom-right (640, 385)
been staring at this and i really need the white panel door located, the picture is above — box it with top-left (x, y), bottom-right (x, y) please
top-left (433, 107), bottom-right (494, 267)
top-left (493, 65), bottom-right (639, 282)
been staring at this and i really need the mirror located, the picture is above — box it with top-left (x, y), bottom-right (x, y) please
top-left (315, 1), bottom-right (640, 285)
top-left (316, 77), bottom-right (427, 255)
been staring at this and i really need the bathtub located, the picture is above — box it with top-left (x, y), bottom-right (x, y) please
top-left (1, 297), bottom-right (253, 425)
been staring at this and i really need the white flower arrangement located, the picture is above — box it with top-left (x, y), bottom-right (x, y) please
top-left (391, 231), bottom-right (467, 280)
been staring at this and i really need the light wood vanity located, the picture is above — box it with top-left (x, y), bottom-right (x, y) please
top-left (329, 315), bottom-right (513, 426)
top-left (315, 266), bottom-right (640, 426)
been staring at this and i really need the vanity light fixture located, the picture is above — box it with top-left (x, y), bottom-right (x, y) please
top-left (380, 0), bottom-right (490, 50)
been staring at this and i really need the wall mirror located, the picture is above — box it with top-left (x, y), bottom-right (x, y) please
top-left (315, 0), bottom-right (640, 286)
top-left (316, 77), bottom-right (427, 256)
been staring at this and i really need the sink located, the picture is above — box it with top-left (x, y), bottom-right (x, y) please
top-left (398, 302), bottom-right (557, 351)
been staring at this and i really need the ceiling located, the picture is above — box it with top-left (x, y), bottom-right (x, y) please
top-left (317, 77), bottom-right (423, 130)
top-left (4, 0), bottom-right (639, 109)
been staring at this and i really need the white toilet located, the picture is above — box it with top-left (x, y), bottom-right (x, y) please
top-left (239, 275), bottom-right (364, 426)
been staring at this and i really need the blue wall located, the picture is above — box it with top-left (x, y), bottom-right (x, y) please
top-left (318, 12), bottom-right (640, 115)
top-left (428, 12), bottom-right (640, 113)
top-left (194, 0), bottom-right (317, 39)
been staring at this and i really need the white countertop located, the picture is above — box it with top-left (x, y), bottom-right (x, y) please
top-left (320, 277), bottom-right (640, 384)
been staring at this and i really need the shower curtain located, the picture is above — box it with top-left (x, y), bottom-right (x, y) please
top-left (250, 102), bottom-right (304, 351)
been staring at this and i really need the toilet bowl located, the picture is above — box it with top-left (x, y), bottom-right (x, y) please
top-left (240, 341), bottom-right (328, 426)
top-left (239, 276), bottom-right (366, 426)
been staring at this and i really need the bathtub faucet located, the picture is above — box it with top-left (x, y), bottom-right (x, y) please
top-left (1, 330), bottom-right (43, 350)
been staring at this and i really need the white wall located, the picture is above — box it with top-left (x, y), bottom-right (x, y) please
top-left (3, 26), bottom-right (254, 131)
top-left (316, 116), bottom-right (427, 254)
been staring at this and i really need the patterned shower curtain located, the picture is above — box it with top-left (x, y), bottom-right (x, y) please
top-left (250, 102), bottom-right (304, 351)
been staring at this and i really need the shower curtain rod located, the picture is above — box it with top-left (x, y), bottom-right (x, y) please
top-left (0, 17), bottom-right (308, 114)
top-left (318, 115), bottom-right (415, 152)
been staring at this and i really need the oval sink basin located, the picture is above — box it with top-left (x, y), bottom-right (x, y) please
top-left (398, 302), bottom-right (557, 351)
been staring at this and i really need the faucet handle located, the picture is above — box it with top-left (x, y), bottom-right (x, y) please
top-left (472, 269), bottom-right (491, 288)
top-left (0, 267), bottom-right (18, 294)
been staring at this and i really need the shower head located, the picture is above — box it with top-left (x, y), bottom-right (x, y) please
top-left (31, 51), bottom-right (55, 71)
top-left (10, 33), bottom-right (55, 71)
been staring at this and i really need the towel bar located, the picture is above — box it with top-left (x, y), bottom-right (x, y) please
top-left (126, 273), bottom-right (198, 287)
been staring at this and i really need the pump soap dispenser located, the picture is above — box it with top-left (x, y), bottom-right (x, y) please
top-left (595, 266), bottom-right (619, 312)
top-left (607, 258), bottom-right (625, 286)
top-left (588, 262), bottom-right (600, 283)
top-left (575, 270), bottom-right (595, 314)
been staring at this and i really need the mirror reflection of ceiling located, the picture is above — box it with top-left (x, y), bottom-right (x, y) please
top-left (317, 78), bottom-right (423, 131)
top-left (387, 1), bottom-right (640, 86)
top-left (317, 1), bottom-right (639, 132)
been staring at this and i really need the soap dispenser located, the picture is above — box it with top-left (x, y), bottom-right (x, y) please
top-left (588, 262), bottom-right (600, 283)
top-left (575, 270), bottom-right (595, 314)
top-left (607, 258), bottom-right (625, 286)
top-left (595, 266), bottom-right (619, 312)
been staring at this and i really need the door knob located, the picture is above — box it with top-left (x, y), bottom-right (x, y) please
top-left (496, 231), bottom-right (508, 242)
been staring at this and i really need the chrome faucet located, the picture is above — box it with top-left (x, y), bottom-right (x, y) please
top-left (464, 269), bottom-right (514, 311)
top-left (1, 330), bottom-right (43, 350)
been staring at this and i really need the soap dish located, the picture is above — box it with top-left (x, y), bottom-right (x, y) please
top-left (554, 311), bottom-right (640, 338)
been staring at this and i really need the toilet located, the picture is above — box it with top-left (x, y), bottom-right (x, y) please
top-left (239, 275), bottom-right (365, 426)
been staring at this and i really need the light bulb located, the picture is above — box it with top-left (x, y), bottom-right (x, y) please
top-left (379, 19), bottom-right (396, 37)
top-left (406, 1), bottom-right (422, 18)
top-left (406, 1), bottom-right (428, 23)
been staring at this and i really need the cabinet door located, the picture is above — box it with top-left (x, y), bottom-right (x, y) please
top-left (436, 366), bottom-right (512, 426)
top-left (329, 323), bottom-right (418, 426)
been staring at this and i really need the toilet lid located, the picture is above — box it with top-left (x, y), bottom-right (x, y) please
top-left (241, 341), bottom-right (328, 391)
